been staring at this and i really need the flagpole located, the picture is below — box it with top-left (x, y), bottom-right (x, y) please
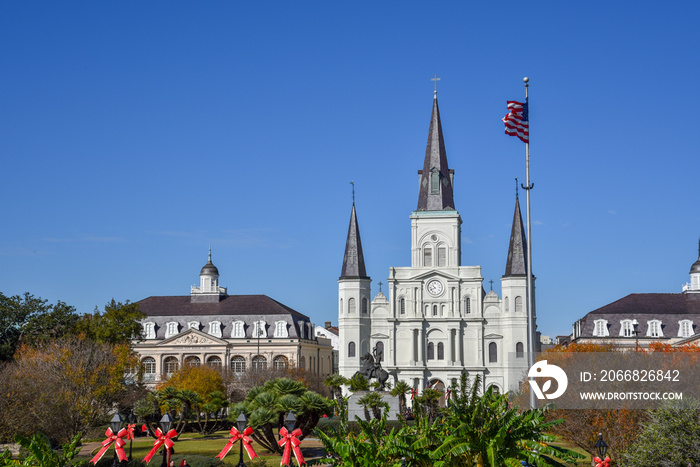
top-left (522, 77), bottom-right (537, 410)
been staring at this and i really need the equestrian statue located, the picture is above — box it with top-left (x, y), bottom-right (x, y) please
top-left (353, 343), bottom-right (396, 391)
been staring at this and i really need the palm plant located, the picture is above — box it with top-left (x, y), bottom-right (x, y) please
top-left (357, 392), bottom-right (389, 420)
top-left (347, 373), bottom-right (369, 392)
top-left (389, 380), bottom-right (413, 418)
top-left (323, 373), bottom-right (347, 407)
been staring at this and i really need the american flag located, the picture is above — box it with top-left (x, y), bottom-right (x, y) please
top-left (502, 100), bottom-right (529, 143)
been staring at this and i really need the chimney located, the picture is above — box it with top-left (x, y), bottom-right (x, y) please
top-left (325, 321), bottom-right (332, 329)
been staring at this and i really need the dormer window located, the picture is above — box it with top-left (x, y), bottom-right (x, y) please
top-left (165, 321), bottom-right (179, 339)
top-left (298, 321), bottom-right (305, 339)
top-left (679, 320), bottom-right (694, 338)
top-left (143, 322), bottom-right (156, 339)
top-left (209, 321), bottom-right (222, 338)
top-left (647, 320), bottom-right (663, 338)
top-left (253, 320), bottom-right (267, 338)
top-left (592, 319), bottom-right (609, 337)
top-left (274, 321), bottom-right (288, 338)
top-left (619, 320), bottom-right (635, 337)
top-left (232, 320), bottom-right (244, 338)
top-left (188, 321), bottom-right (200, 331)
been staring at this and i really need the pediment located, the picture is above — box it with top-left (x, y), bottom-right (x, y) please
top-left (411, 270), bottom-right (461, 282)
top-left (483, 333), bottom-right (503, 340)
top-left (371, 333), bottom-right (390, 339)
top-left (157, 328), bottom-right (228, 346)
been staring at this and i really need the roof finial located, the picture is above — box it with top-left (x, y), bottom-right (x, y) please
top-left (350, 180), bottom-right (355, 204)
top-left (431, 73), bottom-right (441, 98)
top-left (515, 177), bottom-right (519, 199)
top-left (208, 245), bottom-right (212, 262)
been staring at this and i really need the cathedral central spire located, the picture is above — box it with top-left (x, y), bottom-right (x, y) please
top-left (504, 195), bottom-right (528, 276)
top-left (417, 96), bottom-right (455, 211)
top-left (340, 202), bottom-right (369, 279)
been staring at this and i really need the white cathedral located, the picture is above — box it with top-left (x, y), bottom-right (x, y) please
top-left (338, 91), bottom-right (534, 395)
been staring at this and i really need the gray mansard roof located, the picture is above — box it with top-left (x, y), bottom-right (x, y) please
top-left (137, 294), bottom-right (311, 340)
top-left (576, 293), bottom-right (700, 338)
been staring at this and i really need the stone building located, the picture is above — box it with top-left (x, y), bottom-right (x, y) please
top-left (133, 250), bottom-right (333, 386)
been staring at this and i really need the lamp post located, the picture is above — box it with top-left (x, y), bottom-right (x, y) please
top-left (109, 413), bottom-right (123, 467)
top-left (284, 411), bottom-right (297, 467)
top-left (632, 319), bottom-right (639, 351)
top-left (594, 432), bottom-right (608, 463)
top-left (127, 410), bottom-right (136, 462)
top-left (235, 412), bottom-right (248, 467)
top-left (160, 413), bottom-right (174, 467)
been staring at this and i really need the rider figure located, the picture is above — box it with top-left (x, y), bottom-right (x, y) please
top-left (370, 343), bottom-right (383, 379)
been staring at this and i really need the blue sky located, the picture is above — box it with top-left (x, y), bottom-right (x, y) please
top-left (1, 1), bottom-right (699, 338)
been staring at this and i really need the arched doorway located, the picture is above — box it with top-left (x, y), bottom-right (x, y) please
top-left (428, 379), bottom-right (446, 406)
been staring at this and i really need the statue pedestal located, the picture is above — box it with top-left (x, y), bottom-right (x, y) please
top-left (348, 392), bottom-right (401, 421)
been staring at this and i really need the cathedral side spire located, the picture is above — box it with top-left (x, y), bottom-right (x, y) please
top-left (504, 195), bottom-right (528, 276)
top-left (417, 95), bottom-right (455, 211)
top-left (340, 202), bottom-right (369, 279)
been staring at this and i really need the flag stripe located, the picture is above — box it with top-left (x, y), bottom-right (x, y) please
top-left (502, 100), bottom-right (529, 143)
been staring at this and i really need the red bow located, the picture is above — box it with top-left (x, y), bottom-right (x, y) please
top-left (593, 456), bottom-right (611, 467)
top-left (90, 427), bottom-right (127, 464)
top-left (410, 388), bottom-right (418, 400)
top-left (216, 426), bottom-right (258, 460)
top-left (126, 424), bottom-right (136, 441)
top-left (143, 428), bottom-right (177, 464)
top-left (141, 424), bottom-right (148, 433)
top-left (446, 389), bottom-right (452, 400)
top-left (278, 427), bottom-right (304, 466)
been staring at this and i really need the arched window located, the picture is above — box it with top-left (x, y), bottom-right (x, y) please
top-left (432, 305), bottom-right (438, 316)
top-left (620, 320), bottom-right (635, 337)
top-left (593, 319), bottom-right (609, 337)
top-left (144, 322), bottom-right (156, 339)
top-left (516, 342), bottom-right (524, 358)
top-left (206, 356), bottom-right (222, 368)
top-left (427, 342), bottom-right (435, 360)
top-left (230, 356), bottom-right (245, 373)
top-left (514, 296), bottom-right (523, 313)
top-left (165, 322), bottom-right (179, 339)
top-left (184, 356), bottom-right (201, 367)
top-left (488, 342), bottom-right (497, 363)
top-left (430, 169), bottom-right (440, 194)
top-left (339, 299), bottom-right (343, 315)
top-left (348, 341), bottom-right (356, 358)
top-left (252, 355), bottom-right (267, 370)
top-left (209, 321), bottom-right (222, 338)
top-left (375, 342), bottom-right (384, 362)
top-left (188, 321), bottom-right (200, 331)
top-left (465, 297), bottom-right (471, 314)
top-left (274, 321), bottom-right (288, 338)
top-left (232, 321), bottom-right (244, 338)
top-left (647, 320), bottom-right (663, 338)
top-left (437, 247), bottom-right (447, 267)
top-left (164, 356), bottom-right (179, 375)
top-left (273, 355), bottom-right (289, 370)
top-left (348, 298), bottom-right (356, 314)
top-left (400, 298), bottom-right (406, 314)
top-left (362, 298), bottom-right (368, 315)
top-left (679, 320), bottom-right (694, 338)
top-left (424, 247), bottom-right (433, 267)
top-left (437, 342), bottom-right (444, 360)
top-left (299, 356), bottom-right (305, 369)
top-left (142, 357), bottom-right (156, 379)
top-left (504, 297), bottom-right (509, 312)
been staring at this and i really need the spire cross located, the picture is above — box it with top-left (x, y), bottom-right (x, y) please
top-left (431, 74), bottom-right (441, 96)
top-left (378, 281), bottom-right (383, 293)
top-left (515, 177), bottom-right (519, 199)
top-left (489, 279), bottom-right (494, 291)
top-left (350, 181), bottom-right (355, 203)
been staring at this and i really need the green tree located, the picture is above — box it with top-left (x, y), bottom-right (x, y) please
top-left (0, 292), bottom-right (79, 361)
top-left (74, 299), bottom-right (145, 344)
top-left (622, 398), bottom-right (700, 467)
top-left (0, 432), bottom-right (82, 467)
top-left (347, 373), bottom-right (369, 392)
top-left (389, 380), bottom-right (412, 417)
top-left (357, 392), bottom-right (389, 421)
top-left (324, 374), bottom-right (347, 407)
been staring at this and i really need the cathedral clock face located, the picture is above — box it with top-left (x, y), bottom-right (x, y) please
top-left (427, 279), bottom-right (443, 296)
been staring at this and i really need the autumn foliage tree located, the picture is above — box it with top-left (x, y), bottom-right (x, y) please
top-left (0, 337), bottom-right (138, 443)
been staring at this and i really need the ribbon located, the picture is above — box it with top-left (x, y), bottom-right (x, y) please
top-left (410, 388), bottom-right (418, 400)
top-left (126, 424), bottom-right (136, 441)
top-left (278, 427), bottom-right (304, 466)
top-left (593, 456), bottom-right (611, 467)
top-left (143, 428), bottom-right (177, 464)
top-left (446, 389), bottom-right (452, 400)
top-left (216, 426), bottom-right (258, 460)
top-left (90, 427), bottom-right (127, 464)
top-left (141, 424), bottom-right (148, 433)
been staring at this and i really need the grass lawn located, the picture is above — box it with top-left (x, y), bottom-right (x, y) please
top-left (78, 431), bottom-right (327, 464)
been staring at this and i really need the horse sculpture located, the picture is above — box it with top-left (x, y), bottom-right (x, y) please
top-left (354, 352), bottom-right (396, 391)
